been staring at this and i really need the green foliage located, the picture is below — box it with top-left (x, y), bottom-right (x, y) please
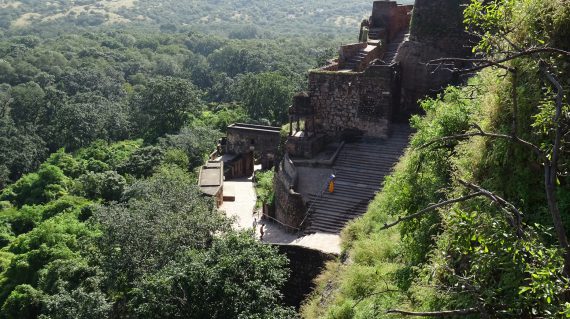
top-left (129, 232), bottom-right (295, 319)
top-left (131, 77), bottom-right (202, 142)
top-left (94, 167), bottom-right (230, 290)
top-left (255, 170), bottom-right (275, 208)
top-left (233, 72), bottom-right (296, 125)
top-left (0, 28), bottom-right (334, 182)
top-left (38, 260), bottom-right (111, 319)
top-left (1, 284), bottom-right (44, 319)
top-left (159, 126), bottom-right (222, 170)
top-left (0, 212), bottom-right (98, 310)
top-left (117, 146), bottom-right (164, 178)
top-left (1, 164), bottom-right (71, 207)
top-left (77, 171), bottom-right (126, 202)
top-left (191, 103), bottom-right (249, 132)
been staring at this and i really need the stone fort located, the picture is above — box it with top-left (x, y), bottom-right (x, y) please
top-left (201, 0), bottom-right (471, 235)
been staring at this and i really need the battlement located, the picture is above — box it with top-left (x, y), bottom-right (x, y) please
top-left (286, 2), bottom-right (411, 150)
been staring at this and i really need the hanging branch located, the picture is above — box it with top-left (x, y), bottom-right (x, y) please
top-left (419, 124), bottom-right (546, 162)
top-left (386, 308), bottom-right (478, 317)
top-left (428, 47), bottom-right (570, 74)
top-left (381, 192), bottom-right (484, 230)
top-left (539, 62), bottom-right (570, 275)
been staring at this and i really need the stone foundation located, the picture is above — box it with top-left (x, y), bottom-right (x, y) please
top-left (275, 244), bottom-right (337, 309)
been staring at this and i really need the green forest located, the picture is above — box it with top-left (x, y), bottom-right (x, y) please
top-left (0, 0), bottom-right (569, 318)
top-left (0, 0), bottom-right (347, 317)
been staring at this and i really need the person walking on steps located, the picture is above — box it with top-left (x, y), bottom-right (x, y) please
top-left (328, 174), bottom-right (336, 193)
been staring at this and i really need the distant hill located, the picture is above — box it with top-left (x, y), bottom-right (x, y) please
top-left (0, 0), bottom-right (415, 37)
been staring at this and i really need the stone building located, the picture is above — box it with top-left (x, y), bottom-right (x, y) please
top-left (200, 0), bottom-right (472, 234)
top-left (275, 0), bottom-right (471, 233)
top-left (221, 123), bottom-right (281, 179)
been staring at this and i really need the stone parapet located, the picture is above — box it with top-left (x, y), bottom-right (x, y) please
top-left (273, 156), bottom-right (306, 230)
top-left (286, 134), bottom-right (325, 159)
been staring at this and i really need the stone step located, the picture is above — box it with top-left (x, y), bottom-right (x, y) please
top-left (310, 196), bottom-right (374, 208)
top-left (303, 125), bottom-right (412, 235)
top-left (310, 193), bottom-right (375, 205)
top-left (309, 204), bottom-right (369, 217)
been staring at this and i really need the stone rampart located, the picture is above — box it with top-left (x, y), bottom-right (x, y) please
top-left (339, 42), bottom-right (367, 62)
top-left (273, 157), bottom-right (306, 230)
top-left (394, 0), bottom-right (471, 117)
top-left (275, 244), bottom-right (337, 309)
top-left (308, 64), bottom-right (400, 139)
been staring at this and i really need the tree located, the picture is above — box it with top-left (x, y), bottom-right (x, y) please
top-left (159, 126), bottom-right (222, 170)
top-left (130, 77), bottom-right (203, 142)
top-left (128, 232), bottom-right (295, 319)
top-left (8, 82), bottom-right (45, 126)
top-left (232, 72), bottom-right (295, 125)
top-left (93, 168), bottom-right (231, 291)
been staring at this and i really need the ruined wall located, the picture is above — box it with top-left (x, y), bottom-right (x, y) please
top-left (309, 64), bottom-right (400, 138)
top-left (286, 135), bottom-right (326, 159)
top-left (394, 0), bottom-right (471, 118)
top-left (339, 43), bottom-right (367, 61)
top-left (409, 0), bottom-right (470, 56)
top-left (275, 244), bottom-right (336, 309)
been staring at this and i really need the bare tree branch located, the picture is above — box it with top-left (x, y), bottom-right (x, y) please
top-left (428, 47), bottom-right (570, 74)
top-left (386, 308), bottom-right (478, 317)
top-left (457, 179), bottom-right (523, 236)
top-left (419, 124), bottom-right (547, 163)
top-left (381, 192), bottom-right (484, 230)
top-left (539, 62), bottom-right (570, 275)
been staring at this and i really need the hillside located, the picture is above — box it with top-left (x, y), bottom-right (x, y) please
top-left (1, 0), bottom-right (413, 37)
top-left (301, 0), bottom-right (570, 317)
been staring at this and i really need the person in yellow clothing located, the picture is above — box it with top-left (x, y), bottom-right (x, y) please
top-left (328, 174), bottom-right (336, 193)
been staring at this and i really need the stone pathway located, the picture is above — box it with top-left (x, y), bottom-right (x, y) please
top-left (219, 172), bottom-right (341, 255)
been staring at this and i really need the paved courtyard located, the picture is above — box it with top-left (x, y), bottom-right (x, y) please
top-left (219, 172), bottom-right (341, 255)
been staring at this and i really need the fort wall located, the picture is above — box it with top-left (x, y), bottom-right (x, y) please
top-left (309, 64), bottom-right (399, 139)
top-left (275, 244), bottom-right (336, 308)
top-left (395, 0), bottom-right (471, 116)
top-left (273, 155), bottom-right (306, 230)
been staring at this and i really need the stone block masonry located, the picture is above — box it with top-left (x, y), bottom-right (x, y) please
top-left (309, 64), bottom-right (400, 139)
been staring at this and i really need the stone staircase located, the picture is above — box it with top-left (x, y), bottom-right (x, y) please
top-left (304, 124), bottom-right (412, 234)
top-left (381, 30), bottom-right (408, 64)
top-left (343, 48), bottom-right (368, 70)
top-left (368, 28), bottom-right (383, 40)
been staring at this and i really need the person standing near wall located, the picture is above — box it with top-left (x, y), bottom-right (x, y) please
top-left (252, 217), bottom-right (258, 237)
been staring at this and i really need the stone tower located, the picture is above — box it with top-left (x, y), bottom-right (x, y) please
top-left (394, 0), bottom-right (472, 118)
